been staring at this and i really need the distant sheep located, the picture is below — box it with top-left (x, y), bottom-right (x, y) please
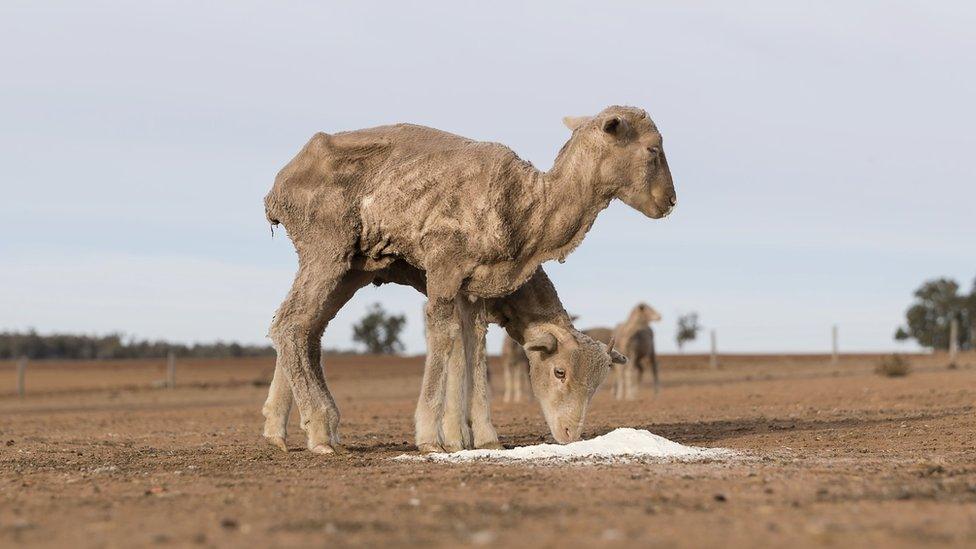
top-left (612, 303), bottom-right (662, 400)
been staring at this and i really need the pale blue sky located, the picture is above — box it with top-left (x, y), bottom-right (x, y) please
top-left (1, 1), bottom-right (973, 354)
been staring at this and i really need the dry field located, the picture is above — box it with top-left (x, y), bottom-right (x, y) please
top-left (1, 352), bottom-right (974, 548)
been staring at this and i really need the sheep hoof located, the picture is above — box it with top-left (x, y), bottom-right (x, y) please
top-left (476, 441), bottom-right (504, 450)
top-left (309, 444), bottom-right (337, 455)
top-left (265, 435), bottom-right (289, 453)
top-left (442, 441), bottom-right (464, 453)
top-left (417, 443), bottom-right (446, 454)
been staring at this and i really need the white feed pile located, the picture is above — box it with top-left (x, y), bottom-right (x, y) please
top-left (395, 428), bottom-right (736, 463)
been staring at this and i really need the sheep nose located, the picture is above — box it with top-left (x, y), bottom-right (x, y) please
top-left (669, 195), bottom-right (677, 206)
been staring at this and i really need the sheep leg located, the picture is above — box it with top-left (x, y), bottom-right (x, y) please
top-left (625, 361), bottom-right (638, 400)
top-left (512, 360), bottom-right (522, 402)
top-left (464, 299), bottom-right (501, 450)
top-left (613, 363), bottom-right (624, 400)
top-left (262, 269), bottom-right (373, 452)
top-left (268, 256), bottom-right (359, 455)
top-left (610, 364), bottom-right (617, 399)
top-left (261, 365), bottom-right (292, 452)
top-left (502, 362), bottom-right (513, 403)
top-left (621, 366), bottom-right (627, 399)
top-left (415, 297), bottom-right (457, 453)
top-left (650, 343), bottom-right (660, 396)
top-left (440, 298), bottom-right (473, 452)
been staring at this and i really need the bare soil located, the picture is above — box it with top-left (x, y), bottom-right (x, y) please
top-left (1, 352), bottom-right (974, 548)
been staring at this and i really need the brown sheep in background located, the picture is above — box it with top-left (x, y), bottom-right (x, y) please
top-left (612, 303), bottom-right (662, 400)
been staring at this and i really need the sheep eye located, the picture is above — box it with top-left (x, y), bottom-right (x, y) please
top-left (647, 147), bottom-right (659, 156)
top-left (554, 368), bottom-right (566, 380)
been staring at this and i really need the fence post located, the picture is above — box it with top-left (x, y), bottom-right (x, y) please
top-left (16, 357), bottom-right (27, 398)
top-left (709, 329), bottom-right (718, 369)
top-left (167, 351), bottom-right (176, 389)
top-left (831, 324), bottom-right (839, 365)
top-left (948, 318), bottom-right (959, 364)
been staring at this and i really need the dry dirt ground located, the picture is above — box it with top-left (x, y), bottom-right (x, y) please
top-left (1, 352), bottom-right (974, 548)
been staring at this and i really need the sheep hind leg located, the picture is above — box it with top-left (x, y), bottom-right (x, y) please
top-left (262, 269), bottom-right (373, 453)
top-left (625, 362), bottom-right (638, 401)
top-left (268, 258), bottom-right (367, 454)
top-left (512, 361), bottom-right (522, 402)
top-left (261, 365), bottom-right (292, 452)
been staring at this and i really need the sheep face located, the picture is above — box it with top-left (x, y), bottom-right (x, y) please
top-left (634, 302), bottom-right (662, 323)
top-left (524, 329), bottom-right (626, 443)
top-left (563, 106), bottom-right (676, 219)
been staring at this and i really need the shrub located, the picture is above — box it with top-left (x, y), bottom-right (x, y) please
top-left (876, 354), bottom-right (911, 377)
top-left (351, 303), bottom-right (407, 355)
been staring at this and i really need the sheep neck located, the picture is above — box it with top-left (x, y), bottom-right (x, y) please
top-left (517, 135), bottom-right (612, 263)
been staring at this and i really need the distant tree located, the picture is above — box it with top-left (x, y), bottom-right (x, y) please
top-left (675, 313), bottom-right (701, 353)
top-left (0, 330), bottom-right (274, 360)
top-left (351, 303), bottom-right (407, 355)
top-left (894, 277), bottom-right (973, 351)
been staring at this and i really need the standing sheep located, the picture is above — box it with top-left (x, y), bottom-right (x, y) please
top-left (263, 106), bottom-right (675, 454)
top-left (612, 303), bottom-right (662, 400)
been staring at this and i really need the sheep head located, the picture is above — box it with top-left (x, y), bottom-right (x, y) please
top-left (523, 327), bottom-right (626, 443)
top-left (562, 105), bottom-right (676, 219)
top-left (633, 302), bottom-right (662, 323)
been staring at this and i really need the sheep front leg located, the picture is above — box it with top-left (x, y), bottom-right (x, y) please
top-left (440, 303), bottom-right (473, 452)
top-left (415, 298), bottom-right (457, 453)
top-left (463, 298), bottom-right (501, 450)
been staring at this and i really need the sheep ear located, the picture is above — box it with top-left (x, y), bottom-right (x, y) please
top-left (602, 116), bottom-right (622, 135)
top-left (525, 332), bottom-right (558, 354)
top-left (610, 350), bottom-right (627, 364)
top-left (562, 116), bottom-right (591, 131)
